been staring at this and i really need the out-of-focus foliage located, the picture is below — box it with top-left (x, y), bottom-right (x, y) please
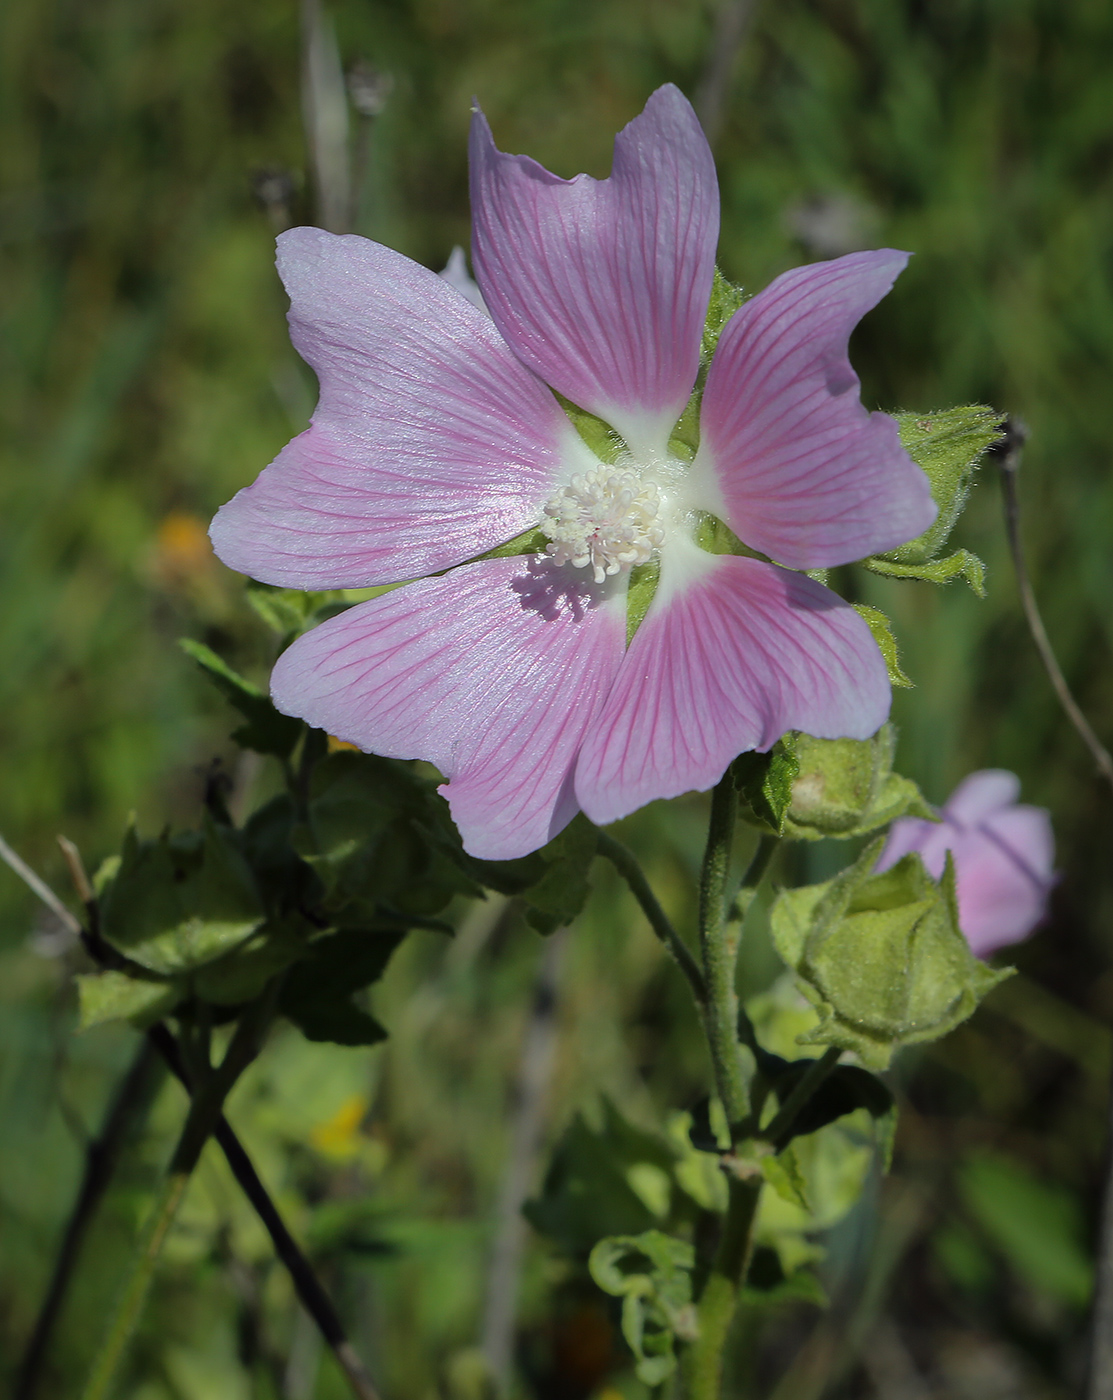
top-left (3, 0), bottom-right (1113, 1396)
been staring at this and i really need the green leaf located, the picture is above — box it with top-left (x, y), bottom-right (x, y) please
top-left (959, 1153), bottom-right (1093, 1308)
top-left (521, 814), bottom-right (598, 934)
top-left (192, 915), bottom-right (314, 1006)
top-left (770, 843), bottom-right (1011, 1069)
top-left (245, 581), bottom-right (330, 637)
top-left (733, 736), bottom-right (801, 835)
top-left (298, 752), bottom-right (479, 918)
top-left (875, 406), bottom-right (1004, 564)
top-left (782, 724), bottom-right (935, 841)
top-left (76, 970), bottom-right (179, 1030)
top-left (525, 1100), bottom-right (680, 1255)
top-left (744, 1245), bottom-right (828, 1308)
top-left (854, 605), bottom-right (913, 687)
top-left (99, 814), bottom-right (267, 976)
top-left (279, 927), bottom-right (406, 1045)
top-left (762, 1145), bottom-right (809, 1210)
top-left (864, 547), bottom-right (986, 597)
top-left (589, 1231), bottom-right (697, 1387)
top-left (179, 638), bottom-right (303, 758)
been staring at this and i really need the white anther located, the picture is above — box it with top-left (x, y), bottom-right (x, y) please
top-left (541, 467), bottom-right (665, 583)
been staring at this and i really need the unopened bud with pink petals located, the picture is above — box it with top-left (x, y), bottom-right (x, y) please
top-left (876, 769), bottom-right (1055, 958)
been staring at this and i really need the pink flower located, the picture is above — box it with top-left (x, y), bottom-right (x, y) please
top-left (210, 86), bottom-right (936, 859)
top-left (877, 770), bottom-right (1055, 957)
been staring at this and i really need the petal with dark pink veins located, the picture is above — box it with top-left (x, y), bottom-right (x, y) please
top-left (211, 228), bottom-right (588, 589)
top-left (271, 556), bottom-right (627, 860)
top-left (469, 85), bottom-right (718, 460)
top-left (574, 546), bottom-right (891, 825)
top-left (687, 251), bottom-right (936, 570)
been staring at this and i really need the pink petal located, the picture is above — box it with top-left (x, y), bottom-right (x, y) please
top-left (271, 556), bottom-right (627, 859)
top-left (211, 228), bottom-right (585, 589)
top-left (876, 770), bottom-right (1055, 958)
top-left (574, 548), bottom-right (891, 825)
top-left (944, 769), bottom-right (1020, 825)
top-left (469, 85), bottom-right (718, 459)
top-left (957, 806), bottom-right (1055, 956)
top-left (687, 251), bottom-right (937, 570)
top-left (440, 246), bottom-right (489, 314)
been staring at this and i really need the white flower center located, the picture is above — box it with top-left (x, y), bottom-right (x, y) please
top-left (541, 466), bottom-right (666, 584)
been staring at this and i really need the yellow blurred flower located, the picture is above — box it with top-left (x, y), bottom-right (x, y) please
top-left (308, 1093), bottom-right (369, 1160)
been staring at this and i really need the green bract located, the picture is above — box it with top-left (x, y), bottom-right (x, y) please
top-left (770, 838), bottom-right (1011, 1069)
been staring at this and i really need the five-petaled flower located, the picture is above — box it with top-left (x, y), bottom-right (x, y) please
top-left (210, 85), bottom-right (936, 859)
top-left (876, 769), bottom-right (1055, 957)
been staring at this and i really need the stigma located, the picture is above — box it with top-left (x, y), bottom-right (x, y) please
top-left (541, 467), bottom-right (666, 583)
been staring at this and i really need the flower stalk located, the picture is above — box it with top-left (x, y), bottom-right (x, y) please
top-left (697, 775), bottom-right (749, 1133)
top-left (683, 777), bottom-right (775, 1397)
top-left (597, 829), bottom-right (706, 1002)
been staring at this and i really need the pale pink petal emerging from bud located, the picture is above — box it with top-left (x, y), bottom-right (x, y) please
top-left (211, 84), bottom-right (939, 859)
top-left (877, 770), bottom-right (1055, 957)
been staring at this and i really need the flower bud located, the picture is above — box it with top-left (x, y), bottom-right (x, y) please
top-left (784, 725), bottom-right (934, 840)
top-left (770, 837), bottom-right (1010, 1069)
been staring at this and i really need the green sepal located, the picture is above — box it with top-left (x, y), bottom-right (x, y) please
top-left (179, 638), bottom-right (303, 758)
top-left (733, 737), bottom-right (800, 835)
top-left (854, 605), bottom-right (913, 687)
top-left (781, 724), bottom-right (934, 841)
top-left (469, 526), bottom-right (550, 564)
top-left (771, 840), bottom-right (1012, 1069)
top-left (864, 547), bottom-right (986, 597)
top-left (626, 558), bottom-right (660, 646)
top-left (278, 926), bottom-right (406, 1045)
top-left (76, 970), bottom-right (180, 1031)
top-left (589, 1230), bottom-right (697, 1387)
top-left (553, 391), bottom-right (625, 463)
top-left (99, 813), bottom-right (267, 976)
top-left (876, 406), bottom-right (1004, 565)
top-left (701, 267), bottom-right (746, 365)
top-left (667, 272), bottom-right (748, 462)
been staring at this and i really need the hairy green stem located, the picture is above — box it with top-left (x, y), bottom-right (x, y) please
top-left (683, 1176), bottom-right (763, 1400)
top-left (596, 830), bottom-right (706, 1003)
top-left (684, 788), bottom-right (786, 1398)
top-left (697, 776), bottom-right (748, 1132)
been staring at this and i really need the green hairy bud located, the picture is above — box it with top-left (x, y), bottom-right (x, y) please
top-left (770, 838), bottom-right (1011, 1069)
top-left (783, 725), bottom-right (934, 840)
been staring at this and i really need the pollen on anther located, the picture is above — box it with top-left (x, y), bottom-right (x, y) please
top-left (541, 467), bottom-right (665, 583)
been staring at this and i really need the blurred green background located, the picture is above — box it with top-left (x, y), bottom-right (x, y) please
top-left (3, 0), bottom-right (1113, 1395)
